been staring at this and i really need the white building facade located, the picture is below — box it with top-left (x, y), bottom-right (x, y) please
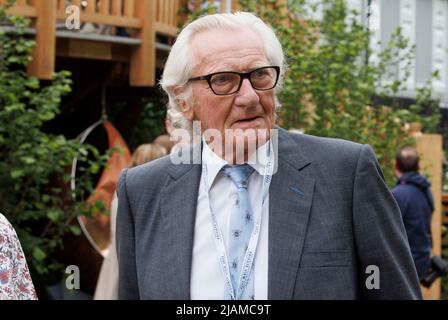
top-left (217, 0), bottom-right (448, 106)
top-left (347, 0), bottom-right (448, 107)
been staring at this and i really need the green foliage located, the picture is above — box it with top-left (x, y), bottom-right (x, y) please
top-left (179, 0), bottom-right (222, 23)
top-left (235, 0), bottom-right (441, 185)
top-left (127, 100), bottom-right (167, 150)
top-left (0, 3), bottom-right (108, 281)
top-left (108, 97), bottom-right (167, 151)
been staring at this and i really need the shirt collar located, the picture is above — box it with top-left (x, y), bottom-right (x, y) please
top-left (202, 140), bottom-right (228, 191)
top-left (202, 139), bottom-right (272, 190)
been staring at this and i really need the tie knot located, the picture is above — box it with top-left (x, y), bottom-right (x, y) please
top-left (222, 164), bottom-right (255, 189)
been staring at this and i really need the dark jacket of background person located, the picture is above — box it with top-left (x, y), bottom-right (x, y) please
top-left (392, 172), bottom-right (434, 279)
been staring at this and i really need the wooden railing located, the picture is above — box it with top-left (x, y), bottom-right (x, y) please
top-left (2, 0), bottom-right (182, 86)
top-left (414, 132), bottom-right (444, 300)
top-left (3, 0), bottom-right (180, 32)
top-left (1, 0), bottom-right (37, 16)
top-left (155, 0), bottom-right (179, 36)
top-left (56, 0), bottom-right (143, 28)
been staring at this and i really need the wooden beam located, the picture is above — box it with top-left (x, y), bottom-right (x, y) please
top-left (5, 5), bottom-right (38, 17)
top-left (57, 0), bottom-right (66, 12)
top-left (86, 0), bottom-right (95, 14)
top-left (416, 134), bottom-right (443, 300)
top-left (155, 22), bottom-right (177, 37)
top-left (130, 0), bottom-right (156, 86)
top-left (155, 0), bottom-right (160, 21)
top-left (164, 0), bottom-right (169, 24)
top-left (172, 0), bottom-right (179, 27)
top-left (71, 0), bottom-right (81, 9)
top-left (56, 38), bottom-right (130, 62)
top-left (111, 0), bottom-right (121, 15)
top-left (27, 0), bottom-right (56, 80)
top-left (99, 0), bottom-right (110, 14)
top-left (124, 0), bottom-right (134, 17)
top-left (167, 0), bottom-right (172, 25)
top-left (68, 39), bottom-right (113, 60)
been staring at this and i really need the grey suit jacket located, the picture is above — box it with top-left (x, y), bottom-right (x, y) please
top-left (116, 128), bottom-right (422, 299)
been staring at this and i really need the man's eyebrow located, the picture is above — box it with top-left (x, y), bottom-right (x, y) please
top-left (208, 64), bottom-right (272, 73)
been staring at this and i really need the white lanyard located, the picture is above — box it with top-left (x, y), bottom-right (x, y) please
top-left (202, 141), bottom-right (273, 300)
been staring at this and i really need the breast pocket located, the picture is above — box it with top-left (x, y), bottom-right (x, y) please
top-left (301, 250), bottom-right (350, 268)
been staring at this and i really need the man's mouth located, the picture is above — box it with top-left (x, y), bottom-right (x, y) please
top-left (232, 116), bottom-right (263, 129)
top-left (235, 116), bottom-right (261, 123)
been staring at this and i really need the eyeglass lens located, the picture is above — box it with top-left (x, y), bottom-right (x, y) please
top-left (210, 67), bottom-right (278, 95)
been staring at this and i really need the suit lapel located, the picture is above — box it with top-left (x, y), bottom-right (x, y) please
top-left (268, 130), bottom-right (315, 299)
top-left (161, 161), bottom-right (202, 299)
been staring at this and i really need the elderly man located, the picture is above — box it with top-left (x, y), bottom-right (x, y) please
top-left (116, 12), bottom-right (421, 300)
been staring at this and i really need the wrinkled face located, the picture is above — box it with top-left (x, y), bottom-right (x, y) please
top-left (180, 28), bottom-right (277, 162)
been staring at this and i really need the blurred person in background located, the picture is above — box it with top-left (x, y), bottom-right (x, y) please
top-left (391, 147), bottom-right (434, 281)
top-left (153, 134), bottom-right (174, 154)
top-left (94, 143), bottom-right (167, 300)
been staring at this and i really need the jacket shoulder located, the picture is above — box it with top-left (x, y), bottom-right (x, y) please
top-left (128, 154), bottom-right (171, 178)
top-left (120, 154), bottom-right (173, 192)
top-left (279, 129), bottom-right (365, 162)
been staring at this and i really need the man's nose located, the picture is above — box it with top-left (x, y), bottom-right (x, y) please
top-left (235, 78), bottom-right (260, 106)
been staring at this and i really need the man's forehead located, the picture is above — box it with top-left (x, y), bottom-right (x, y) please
top-left (190, 28), bottom-right (268, 72)
top-left (191, 28), bottom-right (263, 52)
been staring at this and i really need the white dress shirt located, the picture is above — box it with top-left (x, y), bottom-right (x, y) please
top-left (190, 141), bottom-right (270, 300)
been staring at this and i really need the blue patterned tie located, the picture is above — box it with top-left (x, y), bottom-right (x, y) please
top-left (222, 164), bottom-right (255, 300)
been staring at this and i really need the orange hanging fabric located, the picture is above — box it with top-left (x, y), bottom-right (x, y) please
top-left (80, 120), bottom-right (132, 256)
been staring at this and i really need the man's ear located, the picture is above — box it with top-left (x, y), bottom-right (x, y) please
top-left (174, 87), bottom-right (195, 121)
top-left (178, 98), bottom-right (195, 121)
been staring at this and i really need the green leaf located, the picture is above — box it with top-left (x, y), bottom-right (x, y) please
top-left (90, 163), bottom-right (100, 174)
top-left (32, 246), bottom-right (47, 262)
top-left (35, 202), bottom-right (45, 210)
top-left (10, 169), bottom-right (24, 179)
top-left (38, 111), bottom-right (55, 121)
top-left (47, 209), bottom-right (62, 223)
top-left (21, 156), bottom-right (36, 164)
top-left (25, 77), bottom-right (39, 89)
top-left (69, 225), bottom-right (82, 236)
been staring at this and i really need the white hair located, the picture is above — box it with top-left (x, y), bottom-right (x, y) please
top-left (160, 12), bottom-right (286, 132)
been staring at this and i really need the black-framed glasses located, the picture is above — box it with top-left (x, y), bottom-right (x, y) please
top-left (188, 66), bottom-right (280, 96)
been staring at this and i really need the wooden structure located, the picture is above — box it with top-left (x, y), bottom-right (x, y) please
top-left (3, 0), bottom-right (182, 86)
top-left (189, 0), bottom-right (238, 12)
top-left (410, 126), bottom-right (444, 300)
